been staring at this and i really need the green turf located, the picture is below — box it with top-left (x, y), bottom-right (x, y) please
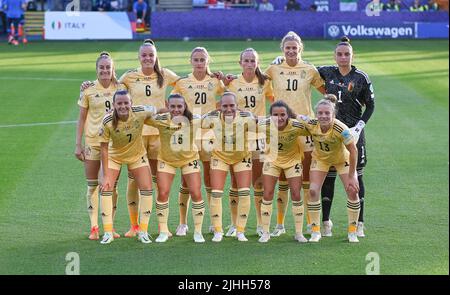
top-left (0, 40), bottom-right (448, 275)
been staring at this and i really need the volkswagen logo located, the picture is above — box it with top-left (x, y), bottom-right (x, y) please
top-left (328, 25), bottom-right (340, 38)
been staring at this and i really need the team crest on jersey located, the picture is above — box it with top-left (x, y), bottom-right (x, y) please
top-left (208, 82), bottom-right (213, 91)
top-left (258, 86), bottom-right (263, 94)
top-left (348, 81), bottom-right (354, 92)
top-left (300, 70), bottom-right (306, 79)
top-left (133, 121), bottom-right (139, 129)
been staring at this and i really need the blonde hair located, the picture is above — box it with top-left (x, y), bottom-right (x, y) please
top-left (96, 51), bottom-right (119, 85)
top-left (239, 48), bottom-right (269, 86)
top-left (190, 47), bottom-right (212, 76)
top-left (315, 94), bottom-right (338, 115)
top-left (140, 39), bottom-right (165, 88)
top-left (280, 31), bottom-right (304, 54)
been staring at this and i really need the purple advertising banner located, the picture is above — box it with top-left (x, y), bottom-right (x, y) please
top-left (151, 11), bottom-right (448, 39)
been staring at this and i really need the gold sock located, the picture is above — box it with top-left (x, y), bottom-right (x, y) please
top-left (139, 189), bottom-right (153, 233)
top-left (260, 200), bottom-right (273, 233)
top-left (303, 182), bottom-right (311, 225)
top-left (86, 179), bottom-right (99, 228)
top-left (347, 199), bottom-right (361, 233)
top-left (276, 181), bottom-right (289, 225)
top-left (178, 186), bottom-right (190, 225)
top-left (292, 200), bottom-right (305, 235)
top-left (112, 181), bottom-right (119, 222)
top-left (126, 174), bottom-right (139, 227)
top-left (229, 187), bottom-right (239, 226)
top-left (254, 188), bottom-right (264, 227)
top-left (192, 200), bottom-right (206, 233)
top-left (308, 200), bottom-right (321, 233)
top-left (156, 200), bottom-right (169, 233)
top-left (210, 190), bottom-right (223, 232)
top-left (101, 190), bottom-right (113, 233)
top-left (236, 188), bottom-right (251, 233)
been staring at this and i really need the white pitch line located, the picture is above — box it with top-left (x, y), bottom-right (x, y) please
top-left (0, 77), bottom-right (81, 82)
top-left (0, 121), bottom-right (77, 128)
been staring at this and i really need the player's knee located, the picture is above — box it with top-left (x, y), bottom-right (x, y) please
top-left (309, 187), bottom-right (320, 201)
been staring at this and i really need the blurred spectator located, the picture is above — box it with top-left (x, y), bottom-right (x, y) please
top-left (4, 0), bottom-right (26, 44)
top-left (285, 0), bottom-right (300, 10)
top-left (80, 0), bottom-right (92, 10)
top-left (366, 0), bottom-right (383, 13)
top-left (309, 3), bottom-right (317, 11)
top-left (209, 0), bottom-right (230, 8)
top-left (26, 0), bottom-right (37, 10)
top-left (424, 0), bottom-right (439, 10)
top-left (257, 0), bottom-right (273, 11)
top-left (384, 0), bottom-right (400, 11)
top-left (94, 0), bottom-right (112, 11)
top-left (409, 0), bottom-right (426, 10)
top-left (133, 0), bottom-right (150, 26)
top-left (339, 0), bottom-right (357, 11)
top-left (0, 0), bottom-right (6, 34)
top-left (434, 0), bottom-right (448, 11)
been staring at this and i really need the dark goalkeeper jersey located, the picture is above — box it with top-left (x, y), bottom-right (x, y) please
top-left (318, 65), bottom-right (375, 127)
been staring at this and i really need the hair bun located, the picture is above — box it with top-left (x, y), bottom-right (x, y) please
top-left (340, 36), bottom-right (351, 43)
top-left (143, 39), bottom-right (155, 46)
top-left (99, 51), bottom-right (110, 57)
top-left (324, 94), bottom-right (337, 103)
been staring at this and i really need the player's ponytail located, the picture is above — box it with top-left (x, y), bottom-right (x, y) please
top-left (140, 39), bottom-right (164, 88)
top-left (269, 100), bottom-right (296, 119)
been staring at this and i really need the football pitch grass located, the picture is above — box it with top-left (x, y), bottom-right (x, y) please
top-left (0, 39), bottom-right (448, 275)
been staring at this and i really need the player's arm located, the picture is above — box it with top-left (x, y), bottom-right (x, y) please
top-left (311, 66), bottom-right (326, 94)
top-left (360, 81), bottom-right (375, 124)
top-left (351, 80), bottom-right (375, 140)
top-left (75, 106), bottom-right (88, 161)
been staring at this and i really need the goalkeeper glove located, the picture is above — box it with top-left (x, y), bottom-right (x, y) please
top-left (350, 120), bottom-right (365, 142)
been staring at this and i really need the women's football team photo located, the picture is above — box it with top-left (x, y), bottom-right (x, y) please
top-left (75, 31), bottom-right (375, 245)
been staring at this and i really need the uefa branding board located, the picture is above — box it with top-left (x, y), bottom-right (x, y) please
top-left (44, 12), bottom-right (133, 40)
top-left (325, 23), bottom-right (416, 39)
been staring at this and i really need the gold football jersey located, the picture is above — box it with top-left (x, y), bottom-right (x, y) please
top-left (265, 60), bottom-right (324, 117)
top-left (78, 80), bottom-right (125, 145)
top-left (119, 67), bottom-right (179, 136)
